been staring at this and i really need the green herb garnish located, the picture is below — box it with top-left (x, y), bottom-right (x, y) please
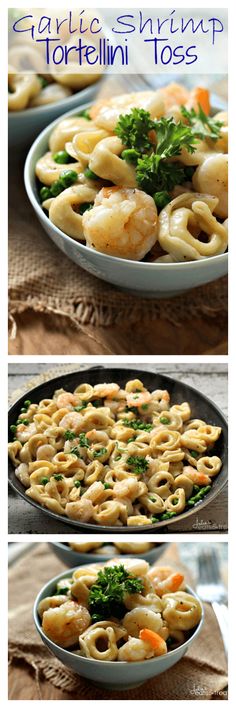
top-left (40, 477), bottom-right (49, 486)
top-left (189, 450), bottom-right (198, 458)
top-left (69, 447), bottom-right (81, 458)
top-left (88, 565), bottom-right (143, 622)
top-left (53, 474), bottom-right (64, 481)
top-left (78, 433), bottom-right (90, 448)
top-left (93, 447), bottom-right (107, 458)
top-left (115, 108), bottom-right (156, 152)
top-left (180, 104), bottom-right (223, 141)
top-left (64, 430), bottom-right (76, 440)
top-left (127, 455), bottom-right (149, 475)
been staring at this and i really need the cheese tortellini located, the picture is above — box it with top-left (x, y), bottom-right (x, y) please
top-left (8, 377), bottom-right (222, 526)
top-left (38, 559), bottom-right (202, 662)
top-left (35, 83), bottom-right (228, 262)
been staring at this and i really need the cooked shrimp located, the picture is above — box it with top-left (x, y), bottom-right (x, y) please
top-left (123, 607), bottom-right (163, 637)
top-left (90, 90), bottom-right (164, 131)
top-left (126, 390), bottom-right (151, 407)
top-left (56, 392), bottom-right (77, 409)
top-left (159, 82), bottom-right (189, 111)
top-left (183, 465), bottom-right (211, 485)
top-left (147, 566), bottom-right (184, 597)
top-left (16, 422), bottom-right (37, 443)
top-left (59, 411), bottom-right (82, 431)
top-left (38, 594), bottom-right (68, 619)
top-left (93, 383), bottom-right (120, 398)
top-left (118, 637), bottom-right (154, 661)
top-left (192, 153), bottom-right (228, 218)
top-left (41, 600), bottom-right (91, 647)
top-left (82, 186), bottom-right (158, 260)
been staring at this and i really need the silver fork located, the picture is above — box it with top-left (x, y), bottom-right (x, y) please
top-left (196, 547), bottom-right (228, 657)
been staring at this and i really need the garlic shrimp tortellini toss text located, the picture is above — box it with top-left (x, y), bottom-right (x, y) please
top-left (8, 377), bottom-right (222, 526)
top-left (38, 558), bottom-right (202, 661)
top-left (35, 82), bottom-right (228, 262)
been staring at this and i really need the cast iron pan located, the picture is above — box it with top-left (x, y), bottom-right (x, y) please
top-left (8, 367), bottom-right (228, 533)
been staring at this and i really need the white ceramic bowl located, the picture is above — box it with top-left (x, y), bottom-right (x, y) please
top-left (9, 82), bottom-right (102, 150)
top-left (49, 542), bottom-right (167, 567)
top-left (24, 98), bottom-right (228, 298)
top-left (33, 564), bottom-right (204, 690)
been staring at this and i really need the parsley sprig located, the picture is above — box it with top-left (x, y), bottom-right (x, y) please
top-left (180, 104), bottom-right (223, 141)
top-left (115, 108), bottom-right (198, 203)
top-left (115, 108), bottom-right (156, 152)
top-left (88, 565), bottom-right (143, 622)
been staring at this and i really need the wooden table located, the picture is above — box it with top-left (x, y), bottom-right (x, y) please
top-left (8, 363), bottom-right (228, 534)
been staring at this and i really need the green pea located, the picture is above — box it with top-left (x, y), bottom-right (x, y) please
top-left (20, 407), bottom-right (27, 413)
top-left (50, 180), bottom-right (65, 197)
top-left (40, 477), bottom-right (49, 485)
top-left (10, 424), bottom-right (17, 433)
top-left (53, 150), bottom-right (71, 164)
top-left (40, 186), bottom-right (51, 202)
top-left (84, 167), bottom-right (100, 181)
top-left (160, 416), bottom-right (170, 425)
top-left (103, 483), bottom-right (111, 489)
top-left (60, 170), bottom-right (78, 188)
top-left (79, 202), bottom-right (93, 215)
top-left (24, 400), bottom-right (32, 408)
top-left (39, 76), bottom-right (49, 89)
top-left (74, 480), bottom-right (81, 488)
top-left (190, 450), bottom-right (198, 458)
top-left (21, 418), bottom-right (29, 425)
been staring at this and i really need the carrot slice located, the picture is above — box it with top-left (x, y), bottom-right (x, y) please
top-left (186, 87), bottom-right (210, 115)
top-left (168, 572), bottom-right (184, 592)
top-left (139, 628), bottom-right (167, 655)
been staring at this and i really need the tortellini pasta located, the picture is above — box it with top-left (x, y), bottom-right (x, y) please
top-left (38, 559), bottom-right (202, 662)
top-left (35, 83), bottom-right (228, 262)
top-left (8, 378), bottom-right (222, 526)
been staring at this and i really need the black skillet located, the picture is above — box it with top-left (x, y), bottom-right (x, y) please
top-left (8, 367), bottom-right (228, 533)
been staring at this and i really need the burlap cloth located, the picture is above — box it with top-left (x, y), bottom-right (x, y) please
top-left (8, 156), bottom-right (227, 347)
top-left (8, 543), bottom-right (228, 700)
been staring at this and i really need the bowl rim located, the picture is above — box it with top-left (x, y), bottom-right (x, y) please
top-left (24, 95), bottom-right (228, 272)
top-left (9, 80), bottom-right (102, 119)
top-left (8, 366), bottom-right (228, 533)
top-left (33, 564), bottom-right (204, 668)
top-left (49, 541), bottom-right (165, 562)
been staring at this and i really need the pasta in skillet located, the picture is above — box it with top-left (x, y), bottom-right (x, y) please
top-left (38, 559), bottom-right (202, 661)
top-left (35, 83), bottom-right (228, 262)
top-left (8, 378), bottom-right (222, 526)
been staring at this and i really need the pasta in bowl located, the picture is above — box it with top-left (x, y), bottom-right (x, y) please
top-left (34, 558), bottom-right (203, 689)
top-left (49, 541), bottom-right (164, 567)
top-left (8, 371), bottom-right (226, 530)
top-left (24, 82), bottom-right (228, 296)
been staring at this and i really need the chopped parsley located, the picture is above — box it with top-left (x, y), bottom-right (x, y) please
top-left (93, 447), bottom-right (107, 458)
top-left (69, 447), bottom-right (81, 458)
top-left (64, 430), bottom-right (76, 440)
top-left (127, 455), bottom-right (149, 475)
top-left (78, 433), bottom-right (90, 448)
top-left (53, 474), bottom-right (64, 481)
top-left (88, 565), bottom-right (143, 622)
